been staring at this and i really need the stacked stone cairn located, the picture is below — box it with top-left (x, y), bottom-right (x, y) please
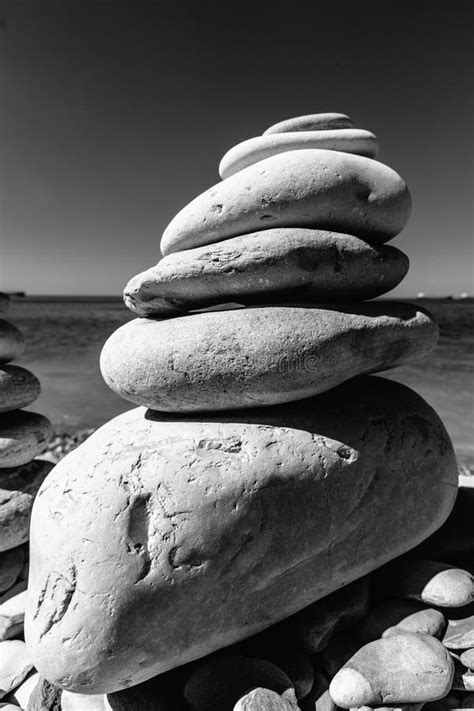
top-left (0, 292), bottom-right (54, 706)
top-left (11, 114), bottom-right (473, 710)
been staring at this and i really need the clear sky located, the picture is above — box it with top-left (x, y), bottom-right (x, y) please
top-left (0, 0), bottom-right (472, 297)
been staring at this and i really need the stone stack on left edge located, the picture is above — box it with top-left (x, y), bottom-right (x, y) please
top-left (0, 292), bottom-right (53, 706)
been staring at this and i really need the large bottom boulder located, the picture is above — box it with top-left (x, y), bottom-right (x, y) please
top-left (25, 376), bottom-right (457, 694)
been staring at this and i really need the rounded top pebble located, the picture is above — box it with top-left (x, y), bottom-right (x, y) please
top-left (263, 112), bottom-right (354, 134)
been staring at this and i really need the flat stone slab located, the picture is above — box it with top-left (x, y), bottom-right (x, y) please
top-left (263, 113), bottom-right (354, 134)
top-left (124, 229), bottom-right (409, 317)
top-left (25, 377), bottom-right (457, 694)
top-left (101, 302), bottom-right (438, 412)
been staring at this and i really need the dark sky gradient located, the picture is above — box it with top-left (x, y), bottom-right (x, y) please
top-left (1, 0), bottom-right (472, 296)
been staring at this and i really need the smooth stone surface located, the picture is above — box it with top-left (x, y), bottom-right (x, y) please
top-left (101, 302), bottom-right (437, 412)
top-left (0, 295), bottom-right (11, 314)
top-left (160, 150), bottom-right (411, 255)
top-left (0, 412), bottom-right (52, 468)
top-left (183, 656), bottom-right (297, 711)
top-left (6, 671), bottom-right (40, 708)
top-left (443, 605), bottom-right (474, 649)
top-left (25, 376), bottom-right (458, 694)
top-left (374, 559), bottom-right (474, 607)
top-left (0, 640), bottom-right (33, 699)
top-left (219, 129), bottom-right (379, 178)
top-left (294, 578), bottom-right (369, 653)
top-left (0, 321), bottom-right (24, 364)
top-left (461, 649), bottom-right (474, 668)
top-left (359, 599), bottom-right (447, 642)
top-left (0, 547), bottom-right (24, 595)
top-left (61, 692), bottom-right (106, 710)
top-left (26, 676), bottom-right (62, 711)
top-left (233, 688), bottom-right (296, 710)
top-left (0, 582), bottom-right (27, 641)
top-left (0, 367), bottom-right (41, 413)
top-left (264, 113), bottom-right (354, 134)
top-left (124, 230), bottom-right (409, 316)
top-left (0, 459), bottom-right (54, 552)
top-left (329, 634), bottom-right (454, 706)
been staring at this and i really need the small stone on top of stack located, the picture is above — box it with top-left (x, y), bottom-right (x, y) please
top-left (21, 113), bottom-right (472, 710)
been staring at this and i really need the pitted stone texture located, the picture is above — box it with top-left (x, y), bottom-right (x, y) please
top-left (124, 230), bottom-right (409, 317)
top-left (0, 366), bottom-right (41, 413)
top-left (160, 150), bottom-right (411, 255)
top-left (0, 547), bottom-right (24, 595)
top-left (25, 377), bottom-right (457, 694)
top-left (219, 129), bottom-right (379, 178)
top-left (0, 321), bottom-right (24, 364)
top-left (0, 412), bottom-right (52, 468)
top-left (359, 599), bottom-right (447, 642)
top-left (101, 302), bottom-right (437, 412)
top-left (0, 459), bottom-right (54, 552)
top-left (264, 113), bottom-right (354, 134)
top-left (329, 634), bottom-right (454, 706)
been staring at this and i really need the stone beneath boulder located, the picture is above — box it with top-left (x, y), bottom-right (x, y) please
top-left (293, 577), bottom-right (369, 653)
top-left (264, 113), bottom-right (354, 134)
top-left (0, 366), bottom-right (41, 413)
top-left (160, 150), bottom-right (411, 255)
top-left (0, 459), bottom-right (54, 552)
top-left (124, 230), bottom-right (409, 317)
top-left (0, 640), bottom-right (33, 699)
top-left (61, 692), bottom-right (106, 710)
top-left (0, 412), bottom-right (52, 468)
top-left (329, 634), bottom-right (454, 707)
top-left (106, 668), bottom-right (187, 711)
top-left (374, 559), bottom-right (473, 607)
top-left (442, 605), bottom-right (474, 649)
top-left (233, 687), bottom-right (297, 710)
top-left (183, 656), bottom-right (297, 711)
top-left (219, 129), bottom-right (379, 178)
top-left (358, 599), bottom-right (447, 642)
top-left (461, 649), bottom-right (474, 669)
top-left (0, 294), bottom-right (11, 314)
top-left (26, 675), bottom-right (62, 711)
top-left (0, 547), bottom-right (24, 595)
top-left (101, 302), bottom-right (437, 412)
top-left (0, 582), bottom-right (27, 641)
top-left (0, 321), bottom-right (24, 364)
top-left (25, 377), bottom-right (458, 694)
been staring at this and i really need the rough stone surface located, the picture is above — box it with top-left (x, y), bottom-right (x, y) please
top-left (233, 687), bottom-right (296, 710)
top-left (263, 113), bottom-right (354, 134)
top-left (374, 559), bottom-right (473, 607)
top-left (359, 599), bottom-right (447, 642)
top-left (101, 302), bottom-right (437, 412)
top-left (0, 640), bottom-right (33, 699)
top-left (0, 412), bottom-right (53, 468)
top-left (461, 649), bottom-right (474, 669)
top-left (293, 577), bottom-right (369, 653)
top-left (0, 366), bottom-right (41, 413)
top-left (124, 230), bottom-right (409, 316)
top-left (183, 656), bottom-right (297, 711)
top-left (0, 582), bottom-right (27, 641)
top-left (0, 459), bottom-right (54, 552)
top-left (0, 321), bottom-right (24, 364)
top-left (219, 129), bottom-right (379, 178)
top-left (0, 294), bottom-right (11, 314)
top-left (25, 377), bottom-right (458, 694)
top-left (160, 150), bottom-right (411, 255)
top-left (0, 547), bottom-right (24, 595)
top-left (329, 634), bottom-right (454, 706)
top-left (26, 675), bottom-right (62, 711)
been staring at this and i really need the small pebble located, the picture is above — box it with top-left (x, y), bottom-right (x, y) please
top-left (263, 113), bottom-right (354, 134)
top-left (233, 687), bottom-right (296, 710)
top-left (0, 640), bottom-right (33, 699)
top-left (461, 649), bottom-right (474, 669)
top-left (359, 598), bottom-right (446, 642)
top-left (0, 321), bottom-right (24, 364)
top-left (349, 705), bottom-right (423, 711)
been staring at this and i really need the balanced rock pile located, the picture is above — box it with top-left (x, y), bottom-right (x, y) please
top-left (20, 114), bottom-right (473, 710)
top-left (0, 292), bottom-right (53, 702)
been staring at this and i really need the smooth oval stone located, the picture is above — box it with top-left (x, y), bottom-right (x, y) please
top-left (0, 411), bottom-right (53, 468)
top-left (233, 688), bottom-right (296, 710)
top-left (0, 582), bottom-right (27, 642)
top-left (26, 676), bottom-right (63, 711)
top-left (124, 230), bottom-right (409, 317)
top-left (359, 599), bottom-right (447, 642)
top-left (183, 656), bottom-right (297, 711)
top-left (329, 634), bottom-right (454, 707)
top-left (101, 302), bottom-right (437, 412)
top-left (294, 578), bottom-right (369, 653)
top-left (0, 366), bottom-right (40, 413)
top-left (0, 640), bottom-right (33, 699)
top-left (0, 547), bottom-right (24, 595)
top-left (6, 671), bottom-right (40, 708)
top-left (24, 376), bottom-right (458, 694)
top-left (374, 559), bottom-right (473, 607)
top-left (160, 150), bottom-right (411, 255)
top-left (0, 295), bottom-right (11, 314)
top-left (461, 649), bottom-right (474, 669)
top-left (0, 321), bottom-right (24, 364)
top-left (219, 129), bottom-right (379, 179)
top-left (264, 113), bottom-right (354, 134)
top-left (0, 459), bottom-right (54, 552)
